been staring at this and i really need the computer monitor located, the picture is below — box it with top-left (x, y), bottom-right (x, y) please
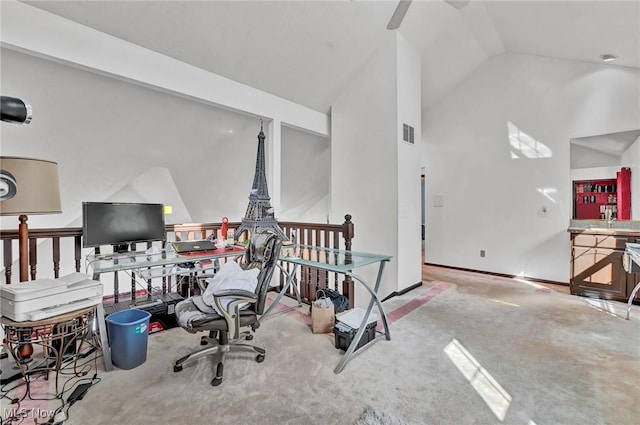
top-left (82, 202), bottom-right (165, 252)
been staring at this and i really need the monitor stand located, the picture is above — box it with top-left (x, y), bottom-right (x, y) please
top-left (113, 243), bottom-right (131, 254)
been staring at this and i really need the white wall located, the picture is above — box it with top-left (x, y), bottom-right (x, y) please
top-left (395, 33), bottom-right (423, 292)
top-left (570, 143), bottom-right (621, 169)
top-left (331, 32), bottom-right (422, 300)
top-left (622, 136), bottom-right (640, 219)
top-left (0, 49), bottom-right (260, 229)
top-left (0, 50), bottom-right (330, 290)
top-left (1, 1), bottom-right (329, 137)
top-left (571, 166), bottom-right (621, 182)
top-left (423, 53), bottom-right (640, 283)
top-left (331, 34), bottom-right (399, 302)
top-left (280, 126), bottom-right (330, 222)
top-left (0, 0), bottom-right (331, 230)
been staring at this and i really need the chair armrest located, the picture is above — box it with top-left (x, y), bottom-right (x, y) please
top-left (211, 290), bottom-right (258, 339)
top-left (211, 289), bottom-right (258, 301)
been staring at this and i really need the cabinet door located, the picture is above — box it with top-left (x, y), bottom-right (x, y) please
top-left (592, 248), bottom-right (621, 285)
top-left (571, 247), bottom-right (627, 300)
top-left (572, 246), bottom-right (595, 282)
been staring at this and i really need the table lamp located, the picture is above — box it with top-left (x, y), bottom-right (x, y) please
top-left (0, 156), bottom-right (62, 282)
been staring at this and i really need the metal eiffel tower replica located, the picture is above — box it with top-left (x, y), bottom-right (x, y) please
top-left (234, 121), bottom-right (287, 240)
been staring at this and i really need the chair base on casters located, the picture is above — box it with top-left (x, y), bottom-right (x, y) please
top-left (173, 330), bottom-right (265, 386)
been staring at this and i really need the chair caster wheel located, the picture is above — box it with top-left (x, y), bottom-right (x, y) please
top-left (246, 334), bottom-right (253, 341)
top-left (174, 365), bottom-right (182, 373)
top-left (211, 378), bottom-right (223, 386)
top-left (256, 354), bottom-right (265, 363)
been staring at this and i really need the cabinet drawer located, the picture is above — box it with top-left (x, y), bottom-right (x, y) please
top-left (596, 235), bottom-right (630, 249)
top-left (573, 234), bottom-right (597, 247)
top-left (573, 234), bottom-right (629, 249)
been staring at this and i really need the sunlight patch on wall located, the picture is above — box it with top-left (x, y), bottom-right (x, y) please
top-left (508, 122), bottom-right (553, 159)
top-left (444, 338), bottom-right (512, 421)
top-left (536, 187), bottom-right (558, 203)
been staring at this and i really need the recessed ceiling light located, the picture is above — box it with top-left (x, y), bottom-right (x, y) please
top-left (599, 54), bottom-right (619, 62)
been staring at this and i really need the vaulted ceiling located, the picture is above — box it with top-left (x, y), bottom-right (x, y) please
top-left (21, 0), bottom-right (640, 114)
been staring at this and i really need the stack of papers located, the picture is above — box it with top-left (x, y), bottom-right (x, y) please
top-left (336, 307), bottom-right (379, 329)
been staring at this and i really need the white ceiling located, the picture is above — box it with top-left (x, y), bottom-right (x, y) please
top-left (572, 129), bottom-right (640, 156)
top-left (22, 0), bottom-right (640, 114)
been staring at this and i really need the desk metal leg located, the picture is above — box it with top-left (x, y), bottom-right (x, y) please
top-left (95, 303), bottom-right (113, 371)
top-left (334, 261), bottom-right (390, 374)
top-left (260, 263), bottom-right (302, 322)
top-left (626, 280), bottom-right (640, 320)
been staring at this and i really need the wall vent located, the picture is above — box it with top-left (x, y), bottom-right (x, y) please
top-left (402, 123), bottom-right (414, 144)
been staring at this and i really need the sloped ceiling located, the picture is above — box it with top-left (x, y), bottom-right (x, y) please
top-left (19, 0), bottom-right (640, 114)
top-left (570, 129), bottom-right (640, 170)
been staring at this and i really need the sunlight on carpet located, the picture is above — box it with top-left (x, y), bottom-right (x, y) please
top-left (354, 408), bottom-right (409, 425)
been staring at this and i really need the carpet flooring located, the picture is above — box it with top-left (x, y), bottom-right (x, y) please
top-left (2, 265), bottom-right (639, 425)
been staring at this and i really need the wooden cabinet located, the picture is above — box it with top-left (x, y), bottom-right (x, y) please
top-left (570, 232), bottom-right (640, 302)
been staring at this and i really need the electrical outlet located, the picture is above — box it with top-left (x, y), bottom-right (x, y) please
top-left (480, 250), bottom-right (485, 258)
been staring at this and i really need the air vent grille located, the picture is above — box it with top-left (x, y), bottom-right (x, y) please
top-left (403, 123), bottom-right (415, 144)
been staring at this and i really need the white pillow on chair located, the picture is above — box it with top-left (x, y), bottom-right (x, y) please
top-left (202, 260), bottom-right (259, 314)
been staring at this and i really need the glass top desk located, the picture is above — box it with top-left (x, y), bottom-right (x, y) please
top-left (86, 246), bottom-right (246, 303)
top-left (268, 244), bottom-right (392, 374)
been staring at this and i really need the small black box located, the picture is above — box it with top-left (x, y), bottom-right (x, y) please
top-left (333, 320), bottom-right (377, 352)
top-left (159, 292), bottom-right (184, 315)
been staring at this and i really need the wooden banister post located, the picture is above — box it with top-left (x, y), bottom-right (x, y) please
top-left (19, 215), bottom-right (29, 282)
top-left (4, 239), bottom-right (13, 284)
top-left (342, 214), bottom-right (354, 251)
top-left (341, 214), bottom-right (355, 308)
top-left (74, 236), bottom-right (82, 272)
top-left (29, 237), bottom-right (37, 281)
top-left (53, 237), bottom-right (61, 279)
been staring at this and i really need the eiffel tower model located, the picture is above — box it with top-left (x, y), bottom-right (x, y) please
top-left (234, 122), bottom-right (287, 241)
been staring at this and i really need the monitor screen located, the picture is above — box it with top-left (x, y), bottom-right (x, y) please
top-left (82, 202), bottom-right (165, 251)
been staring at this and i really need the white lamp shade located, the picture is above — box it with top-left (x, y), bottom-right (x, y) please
top-left (0, 156), bottom-right (62, 215)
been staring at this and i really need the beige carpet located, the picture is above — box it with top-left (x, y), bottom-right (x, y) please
top-left (354, 408), bottom-right (409, 425)
top-left (2, 266), bottom-right (640, 425)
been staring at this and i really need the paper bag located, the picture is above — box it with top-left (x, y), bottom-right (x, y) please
top-left (311, 292), bottom-right (335, 334)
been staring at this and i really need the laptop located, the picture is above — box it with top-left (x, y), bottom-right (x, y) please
top-left (172, 240), bottom-right (217, 254)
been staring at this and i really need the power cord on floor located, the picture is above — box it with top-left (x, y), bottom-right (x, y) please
top-left (48, 373), bottom-right (101, 425)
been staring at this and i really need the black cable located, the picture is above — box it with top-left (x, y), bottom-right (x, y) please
top-left (0, 394), bottom-right (26, 425)
top-left (1, 340), bottom-right (102, 425)
top-left (48, 374), bottom-right (101, 425)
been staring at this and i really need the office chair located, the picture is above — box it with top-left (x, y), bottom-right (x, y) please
top-left (173, 228), bottom-right (283, 386)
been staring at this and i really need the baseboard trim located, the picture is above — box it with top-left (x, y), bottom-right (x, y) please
top-left (381, 281), bottom-right (423, 302)
top-left (424, 263), bottom-right (569, 287)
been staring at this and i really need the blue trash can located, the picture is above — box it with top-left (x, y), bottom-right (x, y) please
top-left (106, 309), bottom-right (152, 370)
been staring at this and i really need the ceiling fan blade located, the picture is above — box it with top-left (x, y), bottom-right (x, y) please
top-left (386, 0), bottom-right (412, 30)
